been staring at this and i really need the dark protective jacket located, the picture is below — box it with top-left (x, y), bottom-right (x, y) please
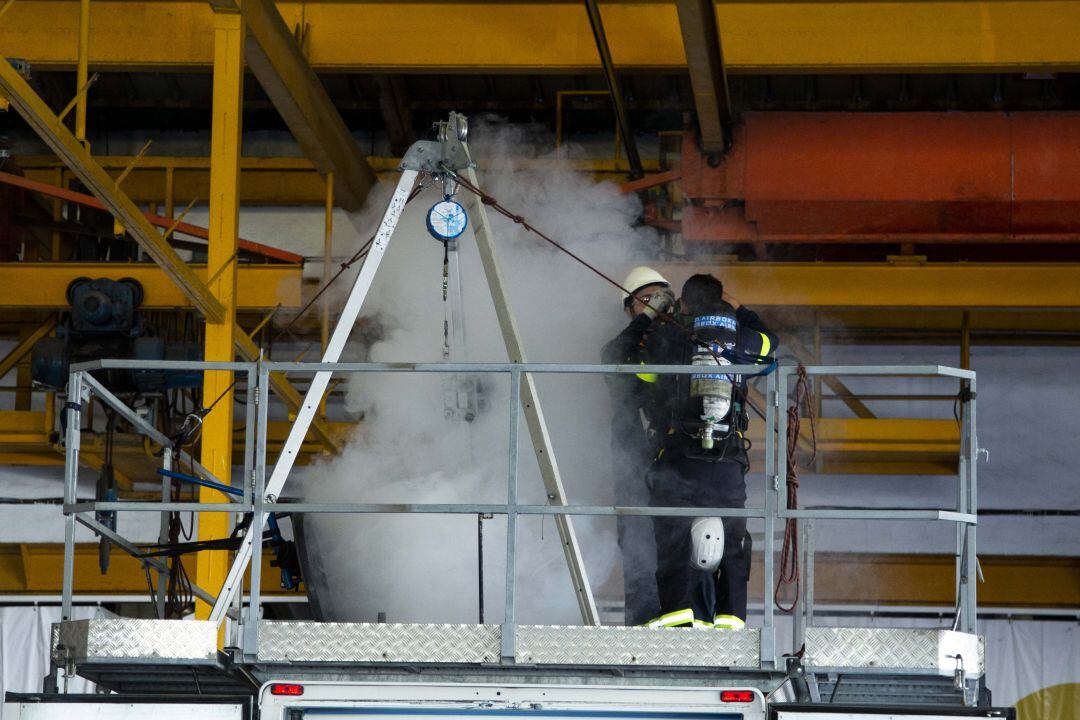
top-left (602, 313), bottom-right (665, 625)
top-left (638, 304), bottom-right (778, 460)
top-left (602, 313), bottom-right (661, 455)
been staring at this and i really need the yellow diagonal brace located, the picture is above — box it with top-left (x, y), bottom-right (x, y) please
top-left (246, 305), bottom-right (280, 341)
top-left (234, 330), bottom-right (342, 453)
top-left (675, 0), bottom-right (731, 152)
top-left (0, 52), bottom-right (338, 459)
top-left (778, 331), bottom-right (875, 420)
top-left (0, 315), bottom-right (56, 379)
top-left (114, 139), bottom-right (153, 187)
top-left (57, 71), bottom-right (97, 123)
top-left (222, 0), bottom-right (378, 212)
top-left (0, 53), bottom-right (225, 322)
top-left (163, 196), bottom-right (199, 240)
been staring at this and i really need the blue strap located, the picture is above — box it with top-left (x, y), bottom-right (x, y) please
top-left (719, 348), bottom-right (778, 377)
top-left (157, 468), bottom-right (242, 497)
top-left (751, 359), bottom-right (778, 377)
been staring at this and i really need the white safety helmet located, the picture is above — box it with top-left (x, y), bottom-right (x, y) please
top-left (690, 517), bottom-right (725, 573)
top-left (621, 266), bottom-right (669, 305)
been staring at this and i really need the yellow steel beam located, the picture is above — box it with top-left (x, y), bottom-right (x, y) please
top-left (812, 418), bottom-right (959, 454)
top-left (0, 315), bottom-right (55, 379)
top-left (742, 417), bottom-right (960, 474)
top-left (0, 263), bottom-right (300, 310)
top-left (0, 410), bottom-right (51, 450)
top-left (747, 553), bottom-right (1080, 608)
top-left (0, 257), bottom-right (1040, 319)
top-left (763, 308), bottom-right (1080, 335)
top-left (0, 413), bottom-right (953, 475)
top-left (1, 544), bottom-right (1073, 608)
top-left (0, 54), bottom-right (226, 321)
top-left (225, 0), bottom-right (378, 212)
top-left (17, 156), bottom-right (656, 205)
top-left (5, 1), bottom-right (1080, 73)
top-left (675, 0), bottom-right (730, 152)
top-left (0, 543), bottom-right (297, 595)
top-left (0, 418), bottom-right (349, 471)
top-left (745, 418), bottom-right (959, 454)
top-left (660, 262), bottom-right (1080, 309)
top-left (195, 7), bottom-right (244, 620)
top-left (0, 332), bottom-right (340, 464)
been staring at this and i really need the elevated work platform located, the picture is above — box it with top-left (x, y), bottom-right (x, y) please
top-left (52, 618), bottom-right (983, 707)
top-left (54, 618), bottom-right (981, 677)
top-left (47, 361), bottom-right (983, 708)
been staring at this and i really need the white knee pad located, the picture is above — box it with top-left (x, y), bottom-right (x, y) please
top-left (690, 517), bottom-right (725, 573)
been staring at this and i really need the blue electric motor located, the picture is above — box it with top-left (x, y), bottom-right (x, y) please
top-left (31, 277), bottom-right (202, 391)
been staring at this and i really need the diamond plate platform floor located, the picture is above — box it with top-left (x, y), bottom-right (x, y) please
top-left (257, 622), bottom-right (761, 668)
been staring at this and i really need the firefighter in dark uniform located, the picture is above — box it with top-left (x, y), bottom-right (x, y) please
top-left (638, 274), bottom-right (776, 628)
top-left (601, 266), bottom-right (674, 625)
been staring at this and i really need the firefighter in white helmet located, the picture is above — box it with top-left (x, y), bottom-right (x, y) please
top-left (600, 266), bottom-right (676, 625)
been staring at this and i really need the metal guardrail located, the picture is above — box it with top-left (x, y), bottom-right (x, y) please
top-left (59, 359), bottom-right (977, 669)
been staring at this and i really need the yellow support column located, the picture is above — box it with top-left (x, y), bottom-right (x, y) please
top-left (75, 0), bottom-right (89, 143)
top-left (196, 7), bottom-right (243, 619)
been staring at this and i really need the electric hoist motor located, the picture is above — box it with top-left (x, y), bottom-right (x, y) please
top-left (31, 277), bottom-right (202, 392)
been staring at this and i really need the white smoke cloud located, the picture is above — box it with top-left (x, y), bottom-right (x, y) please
top-left (295, 118), bottom-right (662, 624)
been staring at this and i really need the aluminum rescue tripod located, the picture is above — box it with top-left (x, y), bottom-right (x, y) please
top-left (209, 113), bottom-right (599, 626)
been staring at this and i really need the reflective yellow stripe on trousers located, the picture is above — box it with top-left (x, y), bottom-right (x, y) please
top-left (645, 608), bottom-right (694, 628)
top-left (713, 614), bottom-right (746, 629)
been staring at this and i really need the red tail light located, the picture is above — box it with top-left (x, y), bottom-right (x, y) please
top-left (720, 690), bottom-right (754, 703)
top-left (270, 683), bottom-right (304, 696)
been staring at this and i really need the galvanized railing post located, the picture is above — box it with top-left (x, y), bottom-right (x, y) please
top-left (156, 447), bottom-right (173, 619)
top-left (805, 518), bottom-right (816, 634)
top-left (501, 368), bottom-right (521, 662)
top-left (234, 363), bottom-right (259, 647)
top-left (962, 375), bottom-right (978, 634)
top-left (761, 368), bottom-right (779, 668)
top-left (61, 370), bottom-right (84, 621)
top-left (955, 382), bottom-right (967, 635)
top-left (793, 517), bottom-right (808, 655)
top-left (244, 363), bottom-right (271, 657)
top-left (242, 365), bottom-right (256, 508)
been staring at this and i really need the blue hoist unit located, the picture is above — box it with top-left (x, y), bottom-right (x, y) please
top-left (31, 277), bottom-right (202, 391)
